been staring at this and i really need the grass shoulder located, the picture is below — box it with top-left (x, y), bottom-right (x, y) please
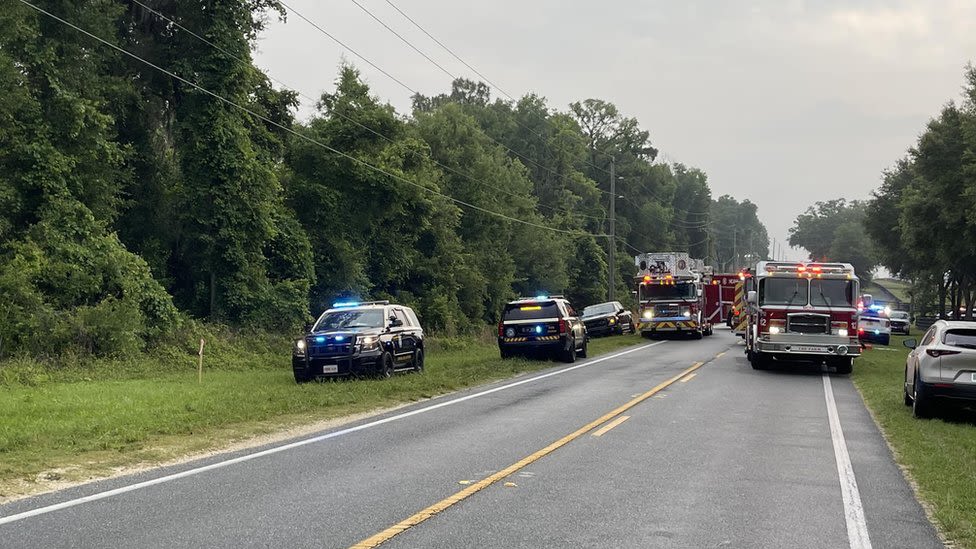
top-left (0, 329), bottom-right (643, 502)
top-left (852, 333), bottom-right (976, 548)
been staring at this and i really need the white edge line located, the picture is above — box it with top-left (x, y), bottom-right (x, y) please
top-left (0, 341), bottom-right (666, 526)
top-left (822, 374), bottom-right (873, 549)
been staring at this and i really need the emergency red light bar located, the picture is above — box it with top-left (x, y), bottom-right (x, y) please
top-left (762, 262), bottom-right (854, 275)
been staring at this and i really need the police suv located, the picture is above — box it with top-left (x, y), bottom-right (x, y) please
top-left (292, 301), bottom-right (425, 382)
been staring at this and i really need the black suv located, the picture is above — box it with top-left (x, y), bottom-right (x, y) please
top-left (581, 301), bottom-right (634, 337)
top-left (292, 301), bottom-right (425, 382)
top-left (497, 296), bottom-right (587, 362)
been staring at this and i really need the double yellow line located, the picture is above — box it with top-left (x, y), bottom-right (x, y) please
top-left (350, 360), bottom-right (707, 549)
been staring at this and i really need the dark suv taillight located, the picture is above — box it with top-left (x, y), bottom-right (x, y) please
top-left (558, 318), bottom-right (567, 334)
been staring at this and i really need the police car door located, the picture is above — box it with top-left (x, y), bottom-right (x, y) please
top-left (392, 308), bottom-right (414, 362)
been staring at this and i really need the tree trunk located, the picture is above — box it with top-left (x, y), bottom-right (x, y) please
top-left (938, 274), bottom-right (948, 319)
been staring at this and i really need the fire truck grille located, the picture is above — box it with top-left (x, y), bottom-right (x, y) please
top-left (787, 314), bottom-right (830, 334)
top-left (655, 305), bottom-right (680, 317)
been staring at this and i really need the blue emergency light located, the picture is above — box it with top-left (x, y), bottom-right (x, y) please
top-left (335, 335), bottom-right (346, 342)
top-left (535, 325), bottom-right (544, 334)
top-left (535, 294), bottom-right (549, 300)
top-left (333, 301), bottom-right (360, 308)
top-left (314, 336), bottom-right (326, 343)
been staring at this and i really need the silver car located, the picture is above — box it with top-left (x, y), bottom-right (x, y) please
top-left (903, 320), bottom-right (976, 418)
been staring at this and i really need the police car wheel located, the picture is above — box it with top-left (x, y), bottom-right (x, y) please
top-left (561, 340), bottom-right (577, 363)
top-left (413, 348), bottom-right (425, 372)
top-left (379, 353), bottom-right (395, 379)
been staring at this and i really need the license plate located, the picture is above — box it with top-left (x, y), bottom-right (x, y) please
top-left (322, 364), bottom-right (338, 374)
top-left (791, 346), bottom-right (824, 353)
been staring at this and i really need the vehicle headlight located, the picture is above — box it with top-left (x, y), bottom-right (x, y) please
top-left (838, 328), bottom-right (848, 337)
top-left (682, 309), bottom-right (691, 318)
top-left (360, 335), bottom-right (379, 351)
top-left (608, 317), bottom-right (616, 325)
top-left (642, 310), bottom-right (653, 320)
top-left (294, 339), bottom-right (306, 355)
top-left (769, 326), bottom-right (780, 334)
top-left (505, 327), bottom-right (516, 338)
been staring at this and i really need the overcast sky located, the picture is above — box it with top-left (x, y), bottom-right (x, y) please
top-left (253, 0), bottom-right (976, 261)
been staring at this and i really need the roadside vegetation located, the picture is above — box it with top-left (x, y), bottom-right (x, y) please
top-left (0, 330), bottom-right (643, 501)
top-left (853, 334), bottom-right (976, 549)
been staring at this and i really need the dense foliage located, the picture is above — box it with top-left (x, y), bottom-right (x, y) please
top-left (0, 1), bottom-right (769, 357)
top-left (788, 199), bottom-right (877, 282)
top-left (864, 65), bottom-right (976, 318)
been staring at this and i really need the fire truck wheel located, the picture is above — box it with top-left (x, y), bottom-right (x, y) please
top-left (832, 357), bottom-right (853, 374)
top-left (692, 330), bottom-right (703, 340)
top-left (749, 352), bottom-right (766, 370)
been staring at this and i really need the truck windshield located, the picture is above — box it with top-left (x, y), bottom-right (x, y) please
top-left (641, 283), bottom-right (696, 301)
top-left (583, 303), bottom-right (617, 317)
top-left (809, 279), bottom-right (854, 307)
top-left (760, 278), bottom-right (807, 306)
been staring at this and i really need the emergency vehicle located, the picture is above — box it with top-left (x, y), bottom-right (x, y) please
top-left (743, 261), bottom-right (861, 373)
top-left (635, 252), bottom-right (712, 339)
top-left (703, 272), bottom-right (743, 329)
top-left (857, 294), bottom-right (892, 345)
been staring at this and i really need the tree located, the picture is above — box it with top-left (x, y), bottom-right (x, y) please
top-left (788, 199), bottom-right (876, 281)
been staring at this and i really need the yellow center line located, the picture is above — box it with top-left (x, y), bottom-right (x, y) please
top-left (715, 351), bottom-right (727, 358)
top-left (679, 372), bottom-right (697, 383)
top-left (349, 361), bottom-right (707, 549)
top-left (591, 415), bottom-right (630, 437)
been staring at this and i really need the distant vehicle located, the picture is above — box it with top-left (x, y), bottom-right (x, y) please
top-left (292, 301), bottom-right (425, 382)
top-left (634, 252), bottom-right (713, 339)
top-left (498, 296), bottom-right (587, 362)
top-left (857, 295), bottom-right (891, 345)
top-left (743, 261), bottom-right (861, 373)
top-left (903, 320), bottom-right (976, 418)
top-left (889, 310), bottom-right (911, 335)
top-left (581, 301), bottom-right (634, 336)
top-left (703, 273), bottom-right (741, 329)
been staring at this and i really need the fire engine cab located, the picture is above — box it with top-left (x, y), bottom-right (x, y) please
top-left (744, 261), bottom-right (861, 373)
top-left (635, 252), bottom-right (712, 339)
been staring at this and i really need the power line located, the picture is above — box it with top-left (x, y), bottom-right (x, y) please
top-left (18, 0), bottom-right (604, 239)
top-left (282, 1), bottom-right (598, 196)
top-left (380, 0), bottom-right (616, 179)
top-left (128, 0), bottom-right (604, 223)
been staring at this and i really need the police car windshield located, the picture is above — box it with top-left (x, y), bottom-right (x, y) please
top-left (809, 279), bottom-right (854, 307)
top-left (503, 302), bottom-right (560, 320)
top-left (583, 303), bottom-right (616, 317)
top-left (891, 311), bottom-right (910, 320)
top-left (642, 283), bottom-right (695, 301)
top-left (314, 309), bottom-right (385, 331)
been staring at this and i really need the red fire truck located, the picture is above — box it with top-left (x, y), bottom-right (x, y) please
top-left (635, 252), bottom-right (712, 339)
top-left (743, 261), bottom-right (861, 373)
top-left (703, 272), bottom-right (742, 329)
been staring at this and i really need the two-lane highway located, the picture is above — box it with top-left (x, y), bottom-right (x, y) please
top-left (0, 331), bottom-right (943, 548)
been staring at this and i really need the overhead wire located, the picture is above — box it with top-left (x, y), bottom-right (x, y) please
top-left (127, 0), bottom-right (605, 223)
top-left (380, 0), bottom-right (616, 179)
top-left (16, 0), bottom-right (605, 239)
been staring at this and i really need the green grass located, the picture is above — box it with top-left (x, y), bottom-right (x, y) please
top-left (873, 278), bottom-right (912, 304)
top-left (0, 331), bottom-right (643, 499)
top-left (853, 333), bottom-right (976, 548)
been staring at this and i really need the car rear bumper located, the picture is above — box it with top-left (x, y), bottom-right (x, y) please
top-left (919, 378), bottom-right (976, 402)
top-left (498, 335), bottom-right (568, 353)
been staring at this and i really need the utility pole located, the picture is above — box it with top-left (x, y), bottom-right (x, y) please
top-left (608, 156), bottom-right (616, 301)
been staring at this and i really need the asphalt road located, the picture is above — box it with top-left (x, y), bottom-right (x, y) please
top-left (0, 329), bottom-right (944, 548)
